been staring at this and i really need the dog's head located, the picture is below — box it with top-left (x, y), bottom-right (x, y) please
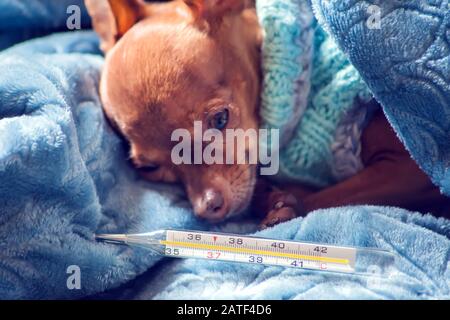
top-left (86, 0), bottom-right (262, 222)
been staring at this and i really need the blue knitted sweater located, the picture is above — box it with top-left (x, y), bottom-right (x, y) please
top-left (257, 0), bottom-right (373, 187)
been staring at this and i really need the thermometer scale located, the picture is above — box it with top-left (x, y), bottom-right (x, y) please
top-left (96, 229), bottom-right (395, 276)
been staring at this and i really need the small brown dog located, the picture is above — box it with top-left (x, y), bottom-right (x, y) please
top-left (86, 0), bottom-right (449, 227)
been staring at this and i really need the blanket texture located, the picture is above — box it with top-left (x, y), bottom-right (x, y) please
top-left (311, 0), bottom-right (450, 195)
top-left (0, 0), bottom-right (449, 300)
top-left (0, 0), bottom-right (91, 50)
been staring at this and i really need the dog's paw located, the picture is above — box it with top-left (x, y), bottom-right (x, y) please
top-left (259, 192), bottom-right (303, 230)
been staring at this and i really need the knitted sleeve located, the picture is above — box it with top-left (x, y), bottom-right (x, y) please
top-left (257, 0), bottom-right (373, 187)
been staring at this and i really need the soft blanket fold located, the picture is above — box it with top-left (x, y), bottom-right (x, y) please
top-left (0, 0), bottom-right (91, 50)
top-left (311, 0), bottom-right (450, 195)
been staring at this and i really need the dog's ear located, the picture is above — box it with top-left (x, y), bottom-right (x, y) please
top-left (183, 0), bottom-right (248, 31)
top-left (85, 0), bottom-right (149, 53)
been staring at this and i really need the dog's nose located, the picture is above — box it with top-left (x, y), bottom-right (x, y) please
top-left (194, 189), bottom-right (227, 221)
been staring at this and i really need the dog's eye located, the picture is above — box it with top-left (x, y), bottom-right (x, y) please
top-left (210, 109), bottom-right (229, 130)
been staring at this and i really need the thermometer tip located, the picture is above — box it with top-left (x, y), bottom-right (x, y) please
top-left (95, 234), bottom-right (127, 244)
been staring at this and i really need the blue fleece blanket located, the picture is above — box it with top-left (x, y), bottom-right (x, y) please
top-left (0, 0), bottom-right (91, 50)
top-left (311, 0), bottom-right (450, 195)
top-left (0, 1), bottom-right (449, 300)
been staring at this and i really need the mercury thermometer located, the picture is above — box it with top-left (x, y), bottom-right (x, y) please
top-left (96, 229), bottom-right (395, 276)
